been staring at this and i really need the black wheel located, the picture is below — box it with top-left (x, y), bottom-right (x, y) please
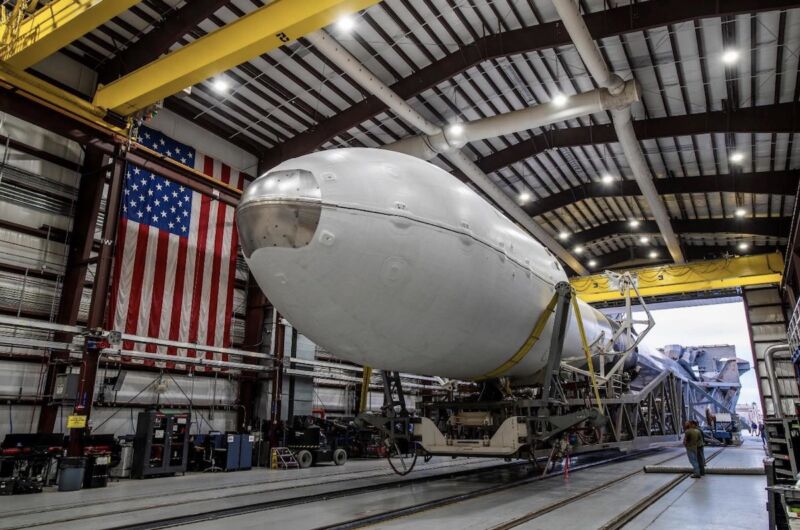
top-left (386, 441), bottom-right (417, 476)
top-left (296, 450), bottom-right (313, 468)
top-left (332, 448), bottom-right (347, 466)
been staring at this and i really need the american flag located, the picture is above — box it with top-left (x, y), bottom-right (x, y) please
top-left (107, 126), bottom-right (245, 369)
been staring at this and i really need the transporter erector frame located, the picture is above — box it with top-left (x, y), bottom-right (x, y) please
top-left (358, 275), bottom-right (733, 475)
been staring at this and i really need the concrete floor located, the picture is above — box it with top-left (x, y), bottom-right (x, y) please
top-left (0, 438), bottom-right (768, 530)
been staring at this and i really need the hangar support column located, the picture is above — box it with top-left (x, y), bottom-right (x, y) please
top-left (238, 277), bottom-right (270, 431)
top-left (66, 147), bottom-right (126, 455)
top-left (37, 146), bottom-right (107, 433)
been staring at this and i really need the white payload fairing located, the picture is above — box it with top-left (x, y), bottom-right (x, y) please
top-left (237, 148), bottom-right (616, 381)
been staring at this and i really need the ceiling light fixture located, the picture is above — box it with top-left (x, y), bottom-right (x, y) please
top-left (518, 192), bottom-right (531, 203)
top-left (336, 15), bottom-right (356, 32)
top-left (629, 219), bottom-right (640, 228)
top-left (588, 259), bottom-right (597, 267)
top-left (721, 49), bottom-right (740, 65)
top-left (601, 173), bottom-right (614, 185)
top-left (559, 231), bottom-right (570, 241)
top-left (648, 251), bottom-right (659, 259)
top-left (735, 208), bottom-right (746, 218)
top-left (448, 123), bottom-right (464, 136)
top-left (729, 152), bottom-right (744, 164)
top-left (639, 236), bottom-right (650, 244)
top-left (738, 242), bottom-right (750, 251)
top-left (574, 245), bottom-right (584, 254)
top-left (212, 78), bottom-right (229, 93)
top-left (552, 92), bottom-right (568, 107)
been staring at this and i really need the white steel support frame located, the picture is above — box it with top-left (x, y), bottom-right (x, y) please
top-left (0, 314), bottom-right (273, 372)
top-left (550, 0), bottom-right (685, 264)
top-left (304, 30), bottom-right (590, 276)
top-left (559, 271), bottom-right (654, 382)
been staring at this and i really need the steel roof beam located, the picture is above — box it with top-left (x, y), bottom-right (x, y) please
top-left (526, 170), bottom-right (800, 217)
top-left (259, 0), bottom-right (800, 167)
top-left (569, 217), bottom-right (792, 248)
top-left (575, 252), bottom-right (783, 301)
top-left (477, 102), bottom-right (800, 173)
top-left (93, 0), bottom-right (380, 115)
top-left (1, 0), bottom-right (140, 69)
top-left (97, 0), bottom-right (232, 83)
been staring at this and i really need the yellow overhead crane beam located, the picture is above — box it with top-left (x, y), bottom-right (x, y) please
top-left (93, 0), bottom-right (381, 115)
top-left (2, 0), bottom-right (140, 69)
top-left (571, 252), bottom-right (784, 304)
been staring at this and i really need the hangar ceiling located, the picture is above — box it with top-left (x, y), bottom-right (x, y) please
top-left (47, 0), bottom-right (800, 272)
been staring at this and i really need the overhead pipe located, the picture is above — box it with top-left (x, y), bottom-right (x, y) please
top-left (305, 30), bottom-right (588, 275)
top-left (764, 343), bottom-right (791, 419)
top-left (385, 81), bottom-right (640, 160)
top-left (551, 0), bottom-right (685, 264)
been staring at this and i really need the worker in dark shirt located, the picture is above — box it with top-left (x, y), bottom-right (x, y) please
top-left (683, 421), bottom-right (703, 478)
top-left (692, 420), bottom-right (705, 476)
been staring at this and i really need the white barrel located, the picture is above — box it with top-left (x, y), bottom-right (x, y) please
top-left (238, 148), bottom-right (611, 380)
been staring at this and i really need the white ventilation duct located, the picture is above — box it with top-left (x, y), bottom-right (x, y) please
top-left (385, 81), bottom-right (639, 160)
top-left (551, 0), bottom-right (685, 264)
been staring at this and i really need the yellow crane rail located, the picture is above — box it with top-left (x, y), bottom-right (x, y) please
top-left (571, 252), bottom-right (784, 303)
top-left (93, 0), bottom-right (380, 115)
top-left (2, 0), bottom-right (139, 69)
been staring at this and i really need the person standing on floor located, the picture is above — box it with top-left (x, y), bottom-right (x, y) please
top-left (692, 420), bottom-right (706, 476)
top-left (683, 421), bottom-right (703, 478)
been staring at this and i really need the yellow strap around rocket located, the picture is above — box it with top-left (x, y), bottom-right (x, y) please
top-left (472, 292), bottom-right (559, 381)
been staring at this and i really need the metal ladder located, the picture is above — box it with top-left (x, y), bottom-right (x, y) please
top-left (271, 447), bottom-right (299, 469)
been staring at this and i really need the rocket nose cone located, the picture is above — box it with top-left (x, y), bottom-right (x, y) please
top-left (237, 168), bottom-right (322, 258)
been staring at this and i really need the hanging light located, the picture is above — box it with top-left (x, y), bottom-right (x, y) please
top-left (551, 92), bottom-right (568, 107)
top-left (336, 15), bottom-right (356, 32)
top-left (212, 78), bottom-right (229, 93)
top-left (721, 49), bottom-right (740, 65)
top-left (447, 123), bottom-right (464, 136)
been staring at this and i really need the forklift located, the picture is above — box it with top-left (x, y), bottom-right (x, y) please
top-left (286, 416), bottom-right (350, 468)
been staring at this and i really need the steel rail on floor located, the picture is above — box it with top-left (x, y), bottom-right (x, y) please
top-left (491, 449), bottom-right (723, 530)
top-left (598, 448), bottom-right (725, 530)
top-left (107, 459), bottom-right (530, 530)
top-left (318, 449), bottom-right (673, 530)
top-left (104, 449), bottom-right (658, 530)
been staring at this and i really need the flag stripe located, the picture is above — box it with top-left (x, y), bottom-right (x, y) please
top-left (126, 224), bottom-right (151, 340)
top-left (147, 230), bottom-right (170, 353)
top-left (206, 163), bottom-right (230, 349)
top-left (167, 233), bottom-right (189, 356)
top-left (107, 217), bottom-right (128, 332)
top-left (187, 155), bottom-right (216, 358)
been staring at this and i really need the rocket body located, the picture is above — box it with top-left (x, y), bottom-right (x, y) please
top-left (238, 148), bottom-right (612, 380)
